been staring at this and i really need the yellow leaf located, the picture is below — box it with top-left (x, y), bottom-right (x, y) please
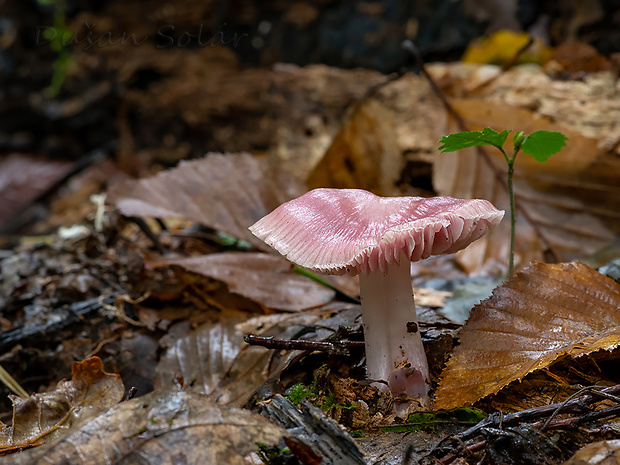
top-left (462, 30), bottom-right (551, 66)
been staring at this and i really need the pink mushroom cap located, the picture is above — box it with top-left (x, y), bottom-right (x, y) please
top-left (249, 188), bottom-right (504, 276)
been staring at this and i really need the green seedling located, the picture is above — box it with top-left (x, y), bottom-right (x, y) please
top-left (37, 0), bottom-right (73, 97)
top-left (438, 129), bottom-right (567, 276)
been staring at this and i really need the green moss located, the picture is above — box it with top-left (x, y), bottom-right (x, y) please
top-left (256, 443), bottom-right (293, 465)
top-left (286, 382), bottom-right (318, 405)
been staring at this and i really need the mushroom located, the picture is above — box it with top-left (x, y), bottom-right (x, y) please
top-left (249, 188), bottom-right (504, 406)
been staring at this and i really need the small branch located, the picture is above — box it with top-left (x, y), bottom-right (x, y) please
top-left (540, 385), bottom-right (620, 432)
top-left (434, 384), bottom-right (620, 464)
top-left (127, 216), bottom-right (166, 255)
top-left (466, 36), bottom-right (534, 93)
top-left (244, 334), bottom-right (364, 356)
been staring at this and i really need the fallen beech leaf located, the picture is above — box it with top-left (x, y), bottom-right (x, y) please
top-left (563, 440), bottom-right (620, 465)
top-left (3, 388), bottom-right (286, 465)
top-left (161, 252), bottom-right (335, 311)
top-left (547, 42), bottom-right (612, 75)
top-left (155, 310), bottom-right (248, 395)
top-left (307, 99), bottom-right (402, 195)
top-left (434, 262), bottom-right (620, 410)
top-left (0, 357), bottom-right (123, 449)
top-left (107, 153), bottom-right (303, 250)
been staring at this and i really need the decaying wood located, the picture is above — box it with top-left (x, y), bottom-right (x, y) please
top-left (260, 394), bottom-right (366, 465)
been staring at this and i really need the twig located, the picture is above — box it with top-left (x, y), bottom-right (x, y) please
top-left (124, 386), bottom-right (138, 401)
top-left (540, 385), bottom-right (620, 432)
top-left (533, 404), bottom-right (620, 431)
top-left (435, 383), bottom-right (620, 464)
top-left (244, 334), bottom-right (364, 356)
top-left (127, 216), bottom-right (166, 255)
top-left (466, 36), bottom-right (534, 93)
top-left (0, 297), bottom-right (114, 353)
top-left (402, 39), bottom-right (561, 263)
top-left (460, 384), bottom-right (620, 441)
top-left (440, 402), bottom-right (620, 464)
top-left (98, 291), bottom-right (151, 327)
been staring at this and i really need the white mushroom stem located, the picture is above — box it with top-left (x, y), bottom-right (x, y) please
top-left (358, 255), bottom-right (431, 403)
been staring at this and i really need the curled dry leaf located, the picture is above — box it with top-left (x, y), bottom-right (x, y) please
top-left (434, 261), bottom-right (620, 410)
top-left (0, 357), bottom-right (123, 450)
top-left (160, 252), bottom-right (335, 311)
top-left (2, 388), bottom-right (286, 465)
top-left (106, 153), bottom-right (303, 250)
top-left (563, 440), bottom-right (620, 465)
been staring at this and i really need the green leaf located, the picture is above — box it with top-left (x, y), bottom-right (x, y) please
top-left (438, 128), bottom-right (511, 153)
top-left (520, 130), bottom-right (567, 162)
top-left (380, 408), bottom-right (487, 432)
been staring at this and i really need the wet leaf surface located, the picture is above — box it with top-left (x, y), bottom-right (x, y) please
top-left (435, 261), bottom-right (620, 410)
top-left (0, 357), bottom-right (123, 449)
top-left (107, 153), bottom-right (304, 250)
top-left (155, 310), bottom-right (249, 397)
top-left (564, 440), bottom-right (620, 465)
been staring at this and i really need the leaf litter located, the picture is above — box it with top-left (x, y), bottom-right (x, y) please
top-left (1, 387), bottom-right (286, 465)
top-left (2, 34), bottom-right (620, 465)
top-left (4, 143), bottom-right (619, 463)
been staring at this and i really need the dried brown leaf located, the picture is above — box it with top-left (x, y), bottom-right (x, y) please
top-left (434, 261), bottom-right (620, 410)
top-left (307, 99), bottom-right (403, 195)
top-left (161, 252), bottom-right (335, 312)
top-left (563, 440), bottom-right (620, 465)
top-left (107, 153), bottom-right (304, 250)
top-left (2, 388), bottom-right (285, 465)
top-left (155, 310), bottom-right (248, 396)
top-left (0, 357), bottom-right (123, 449)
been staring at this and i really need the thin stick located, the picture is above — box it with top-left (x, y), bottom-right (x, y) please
top-left (244, 334), bottom-right (364, 356)
top-left (435, 383), bottom-right (620, 464)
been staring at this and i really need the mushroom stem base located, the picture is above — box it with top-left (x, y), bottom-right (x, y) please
top-left (359, 258), bottom-right (431, 402)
